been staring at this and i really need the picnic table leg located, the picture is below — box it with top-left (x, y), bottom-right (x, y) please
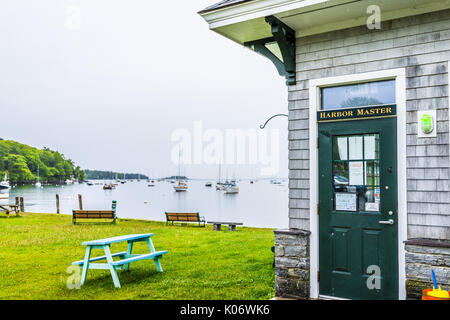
top-left (80, 246), bottom-right (92, 285)
top-left (124, 241), bottom-right (133, 271)
top-left (103, 245), bottom-right (121, 288)
top-left (146, 238), bottom-right (163, 272)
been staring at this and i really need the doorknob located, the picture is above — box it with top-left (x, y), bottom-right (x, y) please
top-left (379, 219), bottom-right (394, 225)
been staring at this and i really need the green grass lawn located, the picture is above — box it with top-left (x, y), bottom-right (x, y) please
top-left (0, 213), bottom-right (275, 300)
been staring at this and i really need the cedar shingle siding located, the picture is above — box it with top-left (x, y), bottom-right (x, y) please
top-left (289, 9), bottom-right (450, 240)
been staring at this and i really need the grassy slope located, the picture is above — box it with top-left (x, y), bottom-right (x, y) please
top-left (0, 213), bottom-right (275, 300)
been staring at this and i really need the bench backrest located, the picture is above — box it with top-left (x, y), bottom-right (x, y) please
top-left (165, 212), bottom-right (200, 222)
top-left (73, 210), bottom-right (116, 219)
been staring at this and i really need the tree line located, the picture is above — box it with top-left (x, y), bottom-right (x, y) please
top-left (0, 140), bottom-right (86, 184)
top-left (84, 170), bottom-right (148, 180)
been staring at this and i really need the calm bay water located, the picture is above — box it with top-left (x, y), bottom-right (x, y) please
top-left (6, 180), bottom-right (289, 229)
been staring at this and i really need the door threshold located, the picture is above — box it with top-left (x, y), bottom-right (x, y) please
top-left (319, 294), bottom-right (351, 300)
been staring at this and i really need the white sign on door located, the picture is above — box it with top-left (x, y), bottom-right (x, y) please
top-left (335, 193), bottom-right (357, 211)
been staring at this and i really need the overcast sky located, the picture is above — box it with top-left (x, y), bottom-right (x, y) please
top-left (0, 1), bottom-right (288, 179)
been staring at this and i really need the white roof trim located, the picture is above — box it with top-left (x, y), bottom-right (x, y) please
top-left (200, 0), bottom-right (329, 30)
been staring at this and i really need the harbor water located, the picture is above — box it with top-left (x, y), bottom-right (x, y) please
top-left (4, 180), bottom-right (289, 229)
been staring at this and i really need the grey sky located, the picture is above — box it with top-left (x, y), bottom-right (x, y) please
top-left (0, 1), bottom-right (288, 179)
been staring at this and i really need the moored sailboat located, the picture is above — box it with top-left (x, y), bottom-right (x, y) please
top-left (35, 165), bottom-right (42, 188)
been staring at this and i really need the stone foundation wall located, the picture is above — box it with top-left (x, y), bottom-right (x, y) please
top-left (274, 229), bottom-right (310, 299)
top-left (405, 239), bottom-right (450, 299)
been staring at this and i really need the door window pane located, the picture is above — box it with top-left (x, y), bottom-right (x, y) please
top-left (364, 135), bottom-right (379, 160)
top-left (332, 134), bottom-right (381, 212)
top-left (333, 137), bottom-right (348, 160)
top-left (322, 80), bottom-right (396, 110)
top-left (348, 136), bottom-right (363, 160)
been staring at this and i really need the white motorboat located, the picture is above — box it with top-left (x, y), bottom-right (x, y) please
top-left (0, 173), bottom-right (10, 190)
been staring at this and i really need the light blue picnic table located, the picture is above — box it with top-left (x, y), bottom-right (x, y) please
top-left (72, 233), bottom-right (168, 288)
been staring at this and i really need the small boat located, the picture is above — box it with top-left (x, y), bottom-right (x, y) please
top-left (65, 179), bottom-right (74, 184)
top-left (224, 183), bottom-right (239, 194)
top-left (173, 180), bottom-right (188, 192)
top-left (205, 182), bottom-right (212, 187)
top-left (86, 181), bottom-right (93, 186)
top-left (216, 183), bottom-right (224, 190)
top-left (148, 184), bottom-right (155, 187)
top-left (0, 173), bottom-right (11, 190)
top-left (103, 183), bottom-right (114, 190)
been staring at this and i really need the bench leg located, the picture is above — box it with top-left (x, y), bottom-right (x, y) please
top-left (145, 238), bottom-right (163, 272)
top-left (154, 257), bottom-right (163, 272)
top-left (213, 224), bottom-right (221, 231)
top-left (80, 246), bottom-right (92, 286)
top-left (104, 245), bottom-right (121, 288)
top-left (124, 241), bottom-right (133, 271)
top-left (228, 224), bottom-right (236, 231)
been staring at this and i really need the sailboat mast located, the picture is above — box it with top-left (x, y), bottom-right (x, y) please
top-left (178, 149), bottom-right (181, 180)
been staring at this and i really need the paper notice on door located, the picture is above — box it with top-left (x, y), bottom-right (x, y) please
top-left (335, 193), bottom-right (357, 211)
top-left (349, 161), bottom-right (364, 185)
top-left (365, 202), bottom-right (379, 212)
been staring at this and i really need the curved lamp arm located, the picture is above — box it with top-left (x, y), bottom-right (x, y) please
top-left (260, 113), bottom-right (288, 129)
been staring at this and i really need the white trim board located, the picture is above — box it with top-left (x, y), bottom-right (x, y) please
top-left (308, 68), bottom-right (407, 300)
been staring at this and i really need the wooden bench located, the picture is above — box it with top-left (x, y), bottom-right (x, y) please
top-left (165, 212), bottom-right (205, 227)
top-left (72, 210), bottom-right (116, 225)
top-left (207, 221), bottom-right (243, 231)
top-left (0, 205), bottom-right (20, 218)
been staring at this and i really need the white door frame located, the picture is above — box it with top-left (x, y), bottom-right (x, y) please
top-left (308, 68), bottom-right (407, 300)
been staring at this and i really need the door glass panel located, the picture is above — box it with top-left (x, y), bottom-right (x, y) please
top-left (333, 134), bottom-right (381, 212)
top-left (364, 135), bottom-right (379, 160)
top-left (348, 136), bottom-right (363, 160)
top-left (333, 137), bottom-right (348, 160)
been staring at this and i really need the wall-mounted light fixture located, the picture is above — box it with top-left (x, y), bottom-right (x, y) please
top-left (417, 110), bottom-right (437, 138)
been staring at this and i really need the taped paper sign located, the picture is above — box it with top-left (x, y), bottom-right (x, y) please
top-left (349, 162), bottom-right (364, 185)
top-left (335, 193), bottom-right (357, 211)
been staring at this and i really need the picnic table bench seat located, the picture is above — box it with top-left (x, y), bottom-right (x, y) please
top-left (72, 250), bottom-right (168, 267)
top-left (72, 251), bottom-right (128, 265)
top-left (165, 212), bottom-right (205, 227)
top-left (110, 251), bottom-right (168, 266)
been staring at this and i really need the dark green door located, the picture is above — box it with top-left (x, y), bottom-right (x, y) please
top-left (318, 117), bottom-right (398, 300)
